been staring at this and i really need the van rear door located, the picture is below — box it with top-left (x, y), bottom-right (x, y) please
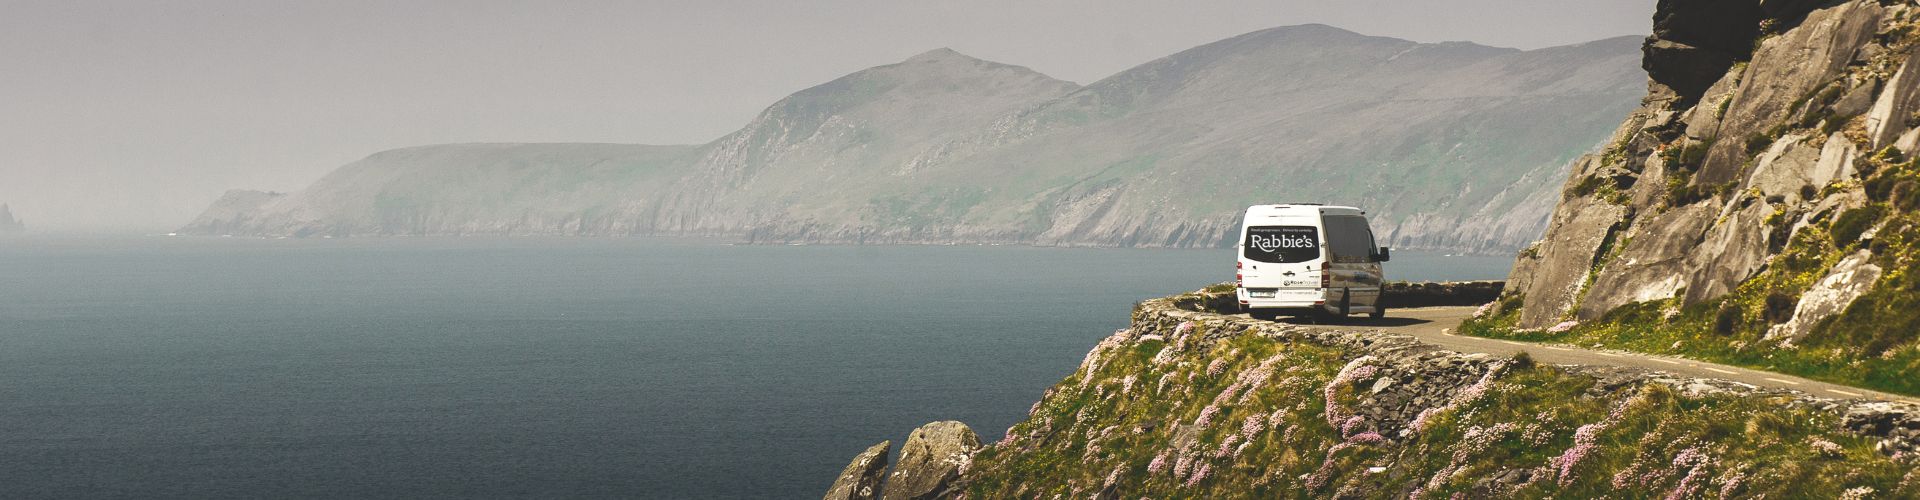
top-left (1239, 225), bottom-right (1324, 299)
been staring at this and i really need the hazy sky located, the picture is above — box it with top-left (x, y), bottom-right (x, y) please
top-left (1, 0), bottom-right (1657, 232)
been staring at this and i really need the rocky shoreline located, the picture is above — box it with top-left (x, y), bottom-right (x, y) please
top-left (825, 285), bottom-right (1920, 498)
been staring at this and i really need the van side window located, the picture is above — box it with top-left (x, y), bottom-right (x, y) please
top-left (1323, 216), bottom-right (1377, 264)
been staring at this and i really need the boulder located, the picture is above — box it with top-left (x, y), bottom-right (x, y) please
top-left (1812, 133), bottom-right (1858, 189)
top-left (1766, 250), bottom-right (1883, 346)
top-left (823, 441), bottom-right (891, 500)
top-left (881, 421), bottom-right (980, 500)
top-left (1744, 134), bottom-right (1820, 202)
top-left (1513, 191), bottom-right (1629, 329)
top-left (1683, 199), bottom-right (1775, 304)
top-left (1578, 203), bottom-right (1718, 320)
top-left (1868, 45), bottom-right (1920, 147)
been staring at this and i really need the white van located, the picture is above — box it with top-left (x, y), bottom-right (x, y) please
top-left (1234, 204), bottom-right (1390, 321)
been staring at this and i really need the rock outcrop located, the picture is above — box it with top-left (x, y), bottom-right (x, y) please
top-left (1508, 0), bottom-right (1920, 330)
top-left (823, 441), bottom-right (890, 500)
top-left (1380, 281), bottom-right (1505, 308)
top-left (0, 203), bottom-right (22, 233)
top-left (852, 287), bottom-right (1920, 497)
top-left (181, 25), bottom-right (1646, 255)
top-left (880, 422), bottom-right (978, 500)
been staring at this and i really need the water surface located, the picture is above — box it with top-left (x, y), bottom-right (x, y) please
top-left (0, 237), bottom-right (1510, 498)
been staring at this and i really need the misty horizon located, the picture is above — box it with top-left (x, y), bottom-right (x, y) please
top-left (1, 0), bottom-right (1655, 233)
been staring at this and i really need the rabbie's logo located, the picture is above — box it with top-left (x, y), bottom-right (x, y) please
top-left (1244, 226), bottom-right (1319, 263)
top-left (1251, 232), bottom-right (1314, 253)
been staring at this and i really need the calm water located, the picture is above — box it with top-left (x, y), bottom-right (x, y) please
top-left (0, 237), bottom-right (1510, 498)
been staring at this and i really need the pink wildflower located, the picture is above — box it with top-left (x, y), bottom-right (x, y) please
top-left (1323, 356), bottom-right (1378, 426)
top-left (1411, 407), bottom-right (1442, 432)
top-left (1241, 414), bottom-right (1267, 439)
top-left (1348, 432), bottom-right (1385, 444)
top-left (1341, 415), bottom-right (1366, 438)
top-left (1551, 443), bottom-right (1595, 486)
top-left (1174, 321), bottom-right (1194, 337)
top-left (1147, 451), bottom-right (1170, 475)
top-left (1195, 404), bottom-right (1222, 428)
top-left (1839, 487), bottom-right (1877, 500)
top-left (1809, 437), bottom-right (1844, 457)
top-left (1267, 408), bottom-right (1289, 428)
top-left (1185, 463), bottom-right (1212, 487)
top-left (1173, 453), bottom-right (1194, 478)
top-left (1305, 443), bottom-right (1356, 490)
top-left (1720, 472), bottom-right (1746, 498)
top-left (1216, 434), bottom-right (1241, 458)
top-left (1207, 358), bottom-right (1229, 377)
top-left (1664, 447), bottom-right (1716, 500)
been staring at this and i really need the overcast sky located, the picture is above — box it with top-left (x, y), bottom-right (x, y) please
top-left (0, 0), bottom-right (1657, 233)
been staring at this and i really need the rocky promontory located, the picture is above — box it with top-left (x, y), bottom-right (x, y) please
top-left (828, 287), bottom-right (1918, 498)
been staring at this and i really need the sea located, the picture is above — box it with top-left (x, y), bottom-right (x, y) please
top-left (0, 237), bottom-right (1511, 498)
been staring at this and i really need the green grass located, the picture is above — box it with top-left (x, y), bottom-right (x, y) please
top-left (962, 316), bottom-right (1914, 498)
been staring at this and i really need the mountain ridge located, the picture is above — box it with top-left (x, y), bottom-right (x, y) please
top-left (180, 25), bottom-right (1647, 253)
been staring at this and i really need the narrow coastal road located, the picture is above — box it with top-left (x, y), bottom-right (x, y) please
top-left (1250, 306), bottom-right (1920, 405)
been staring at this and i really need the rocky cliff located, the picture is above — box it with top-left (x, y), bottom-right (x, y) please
top-left (0, 203), bottom-right (22, 233)
top-left (181, 25), bottom-right (1645, 254)
top-left (1494, 0), bottom-right (1920, 395)
top-left (827, 288), bottom-right (1918, 498)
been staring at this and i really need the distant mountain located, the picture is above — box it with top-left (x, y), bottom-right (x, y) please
top-left (0, 203), bottom-right (22, 233)
top-left (181, 25), bottom-right (1647, 254)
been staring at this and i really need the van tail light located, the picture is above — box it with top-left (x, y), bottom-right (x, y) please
top-left (1320, 261), bottom-right (1330, 288)
top-left (1236, 261), bottom-right (1243, 269)
top-left (1235, 273), bottom-right (1243, 287)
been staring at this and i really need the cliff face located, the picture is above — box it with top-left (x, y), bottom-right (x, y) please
top-left (0, 204), bottom-right (22, 233)
top-left (1500, 0), bottom-right (1920, 392)
top-left (181, 26), bottom-right (1645, 254)
top-left (829, 288), bottom-right (1919, 498)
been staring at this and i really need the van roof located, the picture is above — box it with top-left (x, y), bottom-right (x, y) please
top-left (1243, 204), bottom-right (1365, 217)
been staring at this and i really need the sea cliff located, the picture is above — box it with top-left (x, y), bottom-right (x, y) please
top-left (825, 287), bottom-right (1918, 498)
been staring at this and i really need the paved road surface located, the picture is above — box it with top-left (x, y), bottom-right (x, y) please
top-left (1248, 306), bottom-right (1920, 405)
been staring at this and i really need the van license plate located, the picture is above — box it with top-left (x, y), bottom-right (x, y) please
top-left (1248, 290), bottom-right (1275, 298)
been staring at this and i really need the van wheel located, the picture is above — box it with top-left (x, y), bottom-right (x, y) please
top-left (1249, 309), bottom-right (1280, 321)
top-left (1369, 307), bottom-right (1387, 320)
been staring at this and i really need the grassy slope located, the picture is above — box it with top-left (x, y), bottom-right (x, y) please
top-left (962, 305), bottom-right (1915, 498)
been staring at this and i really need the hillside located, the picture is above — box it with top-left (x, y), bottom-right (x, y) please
top-left (1478, 0), bottom-right (1920, 396)
top-left (181, 26), bottom-right (1645, 254)
top-left (823, 288), bottom-right (1919, 498)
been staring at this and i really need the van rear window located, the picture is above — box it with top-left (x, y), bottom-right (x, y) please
top-left (1243, 226), bottom-right (1320, 263)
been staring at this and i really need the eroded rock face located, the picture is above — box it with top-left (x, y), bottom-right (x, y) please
top-left (1513, 194), bottom-right (1628, 329)
top-left (1868, 45), bottom-right (1920, 147)
top-left (1513, 0), bottom-right (1905, 327)
top-left (881, 421), bottom-right (979, 500)
top-left (1697, 1), bottom-right (1883, 185)
top-left (823, 441), bottom-right (890, 500)
top-left (1644, 0), bottom-right (1765, 102)
top-left (1767, 250), bottom-right (1883, 346)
